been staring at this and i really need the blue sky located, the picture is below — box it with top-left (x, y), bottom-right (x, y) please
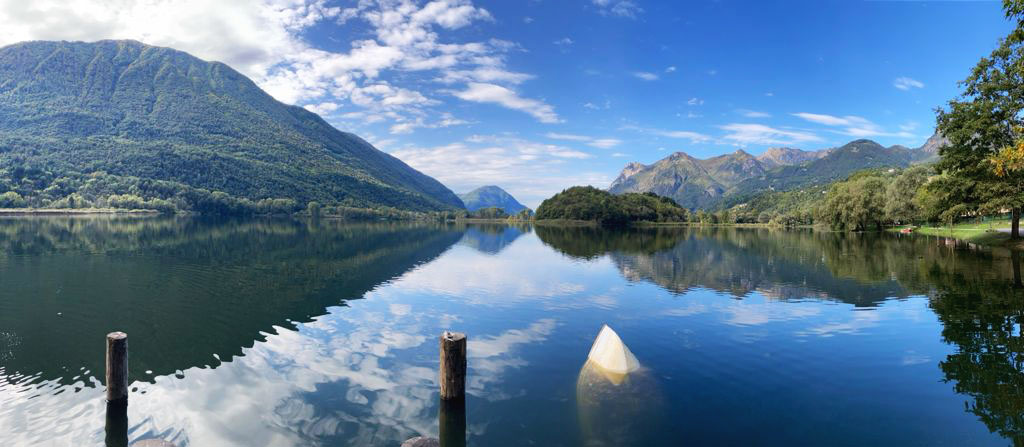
top-left (0, 0), bottom-right (1012, 207)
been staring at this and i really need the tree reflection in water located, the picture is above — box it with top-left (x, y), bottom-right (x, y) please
top-left (537, 225), bottom-right (1024, 443)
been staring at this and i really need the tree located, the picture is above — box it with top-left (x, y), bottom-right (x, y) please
top-left (0, 191), bottom-right (26, 208)
top-left (935, 1), bottom-right (1024, 238)
top-left (884, 165), bottom-right (932, 224)
top-left (307, 201), bottom-right (321, 218)
top-left (716, 208), bottom-right (732, 225)
top-left (695, 209), bottom-right (709, 226)
top-left (818, 174), bottom-right (888, 231)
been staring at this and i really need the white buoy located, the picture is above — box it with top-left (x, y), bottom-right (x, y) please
top-left (586, 325), bottom-right (639, 375)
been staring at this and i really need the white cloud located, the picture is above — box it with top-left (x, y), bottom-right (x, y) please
top-left (737, 109), bottom-right (771, 118)
top-left (545, 133), bottom-right (620, 148)
top-left (588, 138), bottom-right (622, 149)
top-left (545, 132), bottom-right (591, 142)
top-left (553, 37), bottom-right (574, 46)
top-left (633, 71), bottom-right (659, 81)
top-left (391, 135), bottom-right (608, 207)
top-left (655, 129), bottom-right (712, 143)
top-left (303, 101), bottom-right (340, 115)
top-left (893, 77), bottom-right (924, 91)
top-left (0, 0), bottom-right (539, 135)
top-left (388, 112), bottom-right (469, 134)
top-left (611, 152), bottom-right (629, 157)
top-left (438, 67), bottom-right (535, 85)
top-left (792, 112), bottom-right (851, 126)
top-left (792, 112), bottom-right (915, 139)
top-left (687, 97), bottom-right (704, 106)
top-left (591, 0), bottom-right (643, 18)
top-left (453, 82), bottom-right (561, 123)
top-left (719, 123), bottom-right (822, 146)
top-left (665, 66), bottom-right (677, 73)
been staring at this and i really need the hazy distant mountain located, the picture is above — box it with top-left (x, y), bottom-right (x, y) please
top-left (0, 40), bottom-right (463, 212)
top-left (611, 136), bottom-right (938, 209)
top-left (458, 185), bottom-right (527, 212)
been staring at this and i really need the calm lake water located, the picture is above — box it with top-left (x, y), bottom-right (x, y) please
top-left (1, 217), bottom-right (1022, 446)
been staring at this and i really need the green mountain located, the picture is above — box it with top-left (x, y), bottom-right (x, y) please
top-left (0, 40), bottom-right (463, 213)
top-left (610, 137), bottom-right (935, 209)
top-left (458, 185), bottom-right (527, 213)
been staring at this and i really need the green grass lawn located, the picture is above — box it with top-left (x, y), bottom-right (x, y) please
top-left (890, 217), bottom-right (1023, 249)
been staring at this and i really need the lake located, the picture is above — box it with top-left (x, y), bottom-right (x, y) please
top-left (1, 217), bottom-right (1022, 446)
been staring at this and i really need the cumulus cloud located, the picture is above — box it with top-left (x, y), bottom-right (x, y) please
top-left (687, 97), bottom-right (704, 106)
top-left (0, 0), bottom-right (544, 133)
top-left (303, 101), bottom-right (340, 115)
top-left (454, 83), bottom-right (561, 123)
top-left (719, 123), bottom-right (822, 146)
top-left (633, 71), bottom-right (659, 81)
top-left (893, 77), bottom-right (924, 91)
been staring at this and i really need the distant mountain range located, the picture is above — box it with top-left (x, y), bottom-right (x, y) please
top-left (0, 40), bottom-right (463, 212)
top-left (609, 137), bottom-right (941, 209)
top-left (458, 185), bottom-right (528, 213)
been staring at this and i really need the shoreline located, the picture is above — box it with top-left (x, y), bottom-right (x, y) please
top-left (0, 208), bottom-right (162, 216)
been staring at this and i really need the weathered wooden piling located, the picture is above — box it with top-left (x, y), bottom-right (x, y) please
top-left (439, 331), bottom-right (466, 400)
top-left (106, 332), bottom-right (128, 402)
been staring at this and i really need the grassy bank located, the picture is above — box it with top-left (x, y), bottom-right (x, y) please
top-left (892, 218), bottom-right (1023, 249)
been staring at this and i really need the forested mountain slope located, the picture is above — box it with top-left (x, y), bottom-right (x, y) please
top-left (0, 40), bottom-right (463, 213)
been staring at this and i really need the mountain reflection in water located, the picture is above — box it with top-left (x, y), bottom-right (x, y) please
top-left (0, 221), bottom-right (1022, 446)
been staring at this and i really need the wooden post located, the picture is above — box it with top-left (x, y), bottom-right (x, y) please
top-left (439, 331), bottom-right (466, 400)
top-left (106, 332), bottom-right (128, 402)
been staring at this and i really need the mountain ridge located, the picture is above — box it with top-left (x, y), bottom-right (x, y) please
top-left (0, 39), bottom-right (463, 212)
top-left (610, 136), bottom-right (940, 209)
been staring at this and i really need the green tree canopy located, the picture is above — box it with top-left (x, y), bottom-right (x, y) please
top-left (935, 0), bottom-right (1024, 238)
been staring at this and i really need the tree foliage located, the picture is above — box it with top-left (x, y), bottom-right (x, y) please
top-left (535, 186), bottom-right (688, 226)
top-left (934, 0), bottom-right (1024, 238)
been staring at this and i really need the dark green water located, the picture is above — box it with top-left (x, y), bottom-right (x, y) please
top-left (0, 217), bottom-right (1022, 446)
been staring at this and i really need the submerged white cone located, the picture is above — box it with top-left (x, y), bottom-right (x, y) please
top-left (577, 325), bottom-right (662, 445)
top-left (586, 325), bottom-right (639, 375)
